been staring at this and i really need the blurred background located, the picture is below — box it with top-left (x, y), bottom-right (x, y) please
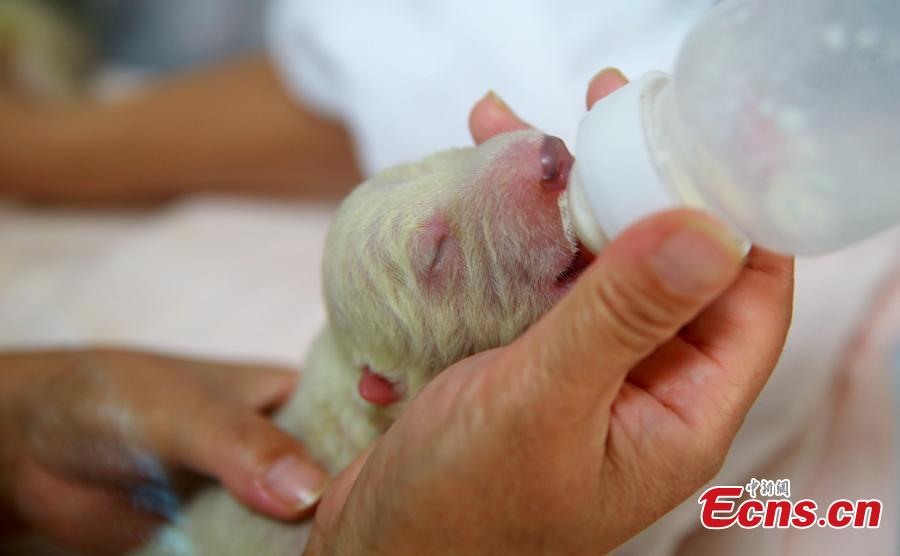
top-left (0, 0), bottom-right (343, 356)
top-left (0, 0), bottom-right (897, 554)
top-left (3, 0), bottom-right (267, 79)
top-left (88, 0), bottom-right (266, 72)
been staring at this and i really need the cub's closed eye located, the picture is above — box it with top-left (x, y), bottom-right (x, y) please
top-left (429, 233), bottom-right (450, 273)
top-left (413, 215), bottom-right (460, 279)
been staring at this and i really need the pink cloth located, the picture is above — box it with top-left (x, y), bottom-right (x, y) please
top-left (785, 265), bottom-right (900, 554)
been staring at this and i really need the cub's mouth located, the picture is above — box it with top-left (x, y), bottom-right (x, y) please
top-left (554, 240), bottom-right (595, 289)
top-left (554, 183), bottom-right (595, 290)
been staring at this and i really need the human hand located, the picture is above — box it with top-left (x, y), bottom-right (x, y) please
top-left (0, 348), bottom-right (329, 555)
top-left (302, 69), bottom-right (794, 555)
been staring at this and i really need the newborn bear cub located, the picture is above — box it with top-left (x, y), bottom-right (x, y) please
top-left (137, 130), bottom-right (594, 555)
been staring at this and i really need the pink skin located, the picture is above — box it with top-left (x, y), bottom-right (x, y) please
top-left (469, 135), bottom-right (575, 285)
top-left (358, 366), bottom-right (402, 406)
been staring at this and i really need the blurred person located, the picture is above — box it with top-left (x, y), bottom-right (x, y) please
top-left (0, 0), bottom-right (897, 554)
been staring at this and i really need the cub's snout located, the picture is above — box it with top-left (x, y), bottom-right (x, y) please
top-left (321, 130), bottom-right (591, 407)
top-left (539, 135), bottom-right (574, 193)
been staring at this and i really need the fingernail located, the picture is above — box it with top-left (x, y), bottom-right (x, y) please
top-left (263, 455), bottom-right (329, 510)
top-left (592, 67), bottom-right (628, 84)
top-left (651, 222), bottom-right (743, 295)
top-left (606, 67), bottom-right (628, 82)
top-left (486, 89), bottom-right (508, 109)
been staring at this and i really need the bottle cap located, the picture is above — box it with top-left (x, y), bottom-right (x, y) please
top-left (567, 72), bottom-right (681, 253)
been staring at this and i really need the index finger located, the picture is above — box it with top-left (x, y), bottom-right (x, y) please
top-left (468, 91), bottom-right (531, 144)
top-left (586, 68), bottom-right (630, 108)
top-left (179, 358), bottom-right (299, 411)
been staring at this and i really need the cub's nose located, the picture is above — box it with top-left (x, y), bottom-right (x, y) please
top-left (540, 135), bottom-right (574, 193)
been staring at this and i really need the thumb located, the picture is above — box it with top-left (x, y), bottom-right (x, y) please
top-left (518, 210), bottom-right (744, 399)
top-left (174, 403), bottom-right (330, 520)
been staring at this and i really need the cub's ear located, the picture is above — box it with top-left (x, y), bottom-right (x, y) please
top-left (358, 365), bottom-right (402, 405)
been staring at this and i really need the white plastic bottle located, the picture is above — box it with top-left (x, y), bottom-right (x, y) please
top-left (565, 0), bottom-right (900, 255)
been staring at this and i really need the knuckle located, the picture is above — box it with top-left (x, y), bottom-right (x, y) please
top-left (589, 270), bottom-right (684, 355)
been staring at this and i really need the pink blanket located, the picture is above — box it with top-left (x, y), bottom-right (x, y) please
top-left (1, 197), bottom-right (897, 554)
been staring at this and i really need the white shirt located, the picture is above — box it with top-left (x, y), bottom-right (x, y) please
top-left (267, 0), bottom-right (713, 175)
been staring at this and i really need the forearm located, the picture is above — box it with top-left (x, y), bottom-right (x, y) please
top-left (1, 56), bottom-right (362, 203)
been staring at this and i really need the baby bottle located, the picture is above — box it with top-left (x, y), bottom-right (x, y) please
top-left (565, 0), bottom-right (900, 255)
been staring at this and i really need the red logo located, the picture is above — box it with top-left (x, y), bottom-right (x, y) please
top-left (698, 480), bottom-right (881, 530)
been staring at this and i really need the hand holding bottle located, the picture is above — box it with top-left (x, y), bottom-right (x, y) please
top-left (302, 70), bottom-right (795, 556)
